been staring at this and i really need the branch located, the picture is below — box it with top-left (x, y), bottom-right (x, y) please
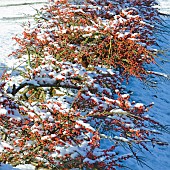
top-left (147, 71), bottom-right (170, 80)
top-left (10, 78), bottom-right (82, 96)
top-left (100, 134), bottom-right (168, 146)
top-left (158, 12), bottom-right (170, 17)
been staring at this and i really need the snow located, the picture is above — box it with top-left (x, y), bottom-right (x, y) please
top-left (156, 0), bottom-right (170, 14)
top-left (110, 108), bottom-right (128, 115)
top-left (0, 141), bottom-right (13, 151)
top-left (114, 136), bottom-right (129, 142)
top-left (134, 103), bottom-right (144, 108)
top-left (14, 165), bottom-right (35, 170)
top-left (0, 0), bottom-right (170, 170)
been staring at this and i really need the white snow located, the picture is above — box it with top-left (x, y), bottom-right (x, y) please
top-left (114, 136), bottom-right (129, 142)
top-left (156, 0), bottom-right (170, 14)
top-left (15, 164), bottom-right (35, 170)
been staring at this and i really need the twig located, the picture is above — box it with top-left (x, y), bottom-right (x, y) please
top-left (147, 71), bottom-right (170, 80)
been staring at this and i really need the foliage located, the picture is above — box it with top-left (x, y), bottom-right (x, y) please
top-left (11, 0), bottom-right (159, 78)
top-left (0, 0), bottom-right (168, 170)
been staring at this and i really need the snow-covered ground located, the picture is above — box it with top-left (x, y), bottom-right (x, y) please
top-left (123, 1), bottom-right (170, 169)
top-left (0, 0), bottom-right (170, 170)
top-left (157, 0), bottom-right (170, 14)
top-left (0, 0), bottom-right (48, 68)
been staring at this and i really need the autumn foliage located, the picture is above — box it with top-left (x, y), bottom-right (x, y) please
top-left (0, 0), bottom-right (168, 169)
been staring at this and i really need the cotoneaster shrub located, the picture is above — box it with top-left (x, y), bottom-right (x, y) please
top-left (11, 0), bottom-right (159, 79)
top-left (0, 61), bottom-right (167, 169)
top-left (0, 0), bottom-right (168, 170)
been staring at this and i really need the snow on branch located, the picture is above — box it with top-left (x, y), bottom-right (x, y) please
top-left (10, 77), bottom-right (82, 96)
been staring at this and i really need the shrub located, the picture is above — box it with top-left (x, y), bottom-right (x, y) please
top-left (0, 0), bottom-right (168, 169)
top-left (11, 0), bottom-right (159, 79)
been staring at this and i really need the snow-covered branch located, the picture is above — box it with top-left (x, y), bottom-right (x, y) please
top-left (10, 76), bottom-right (82, 96)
